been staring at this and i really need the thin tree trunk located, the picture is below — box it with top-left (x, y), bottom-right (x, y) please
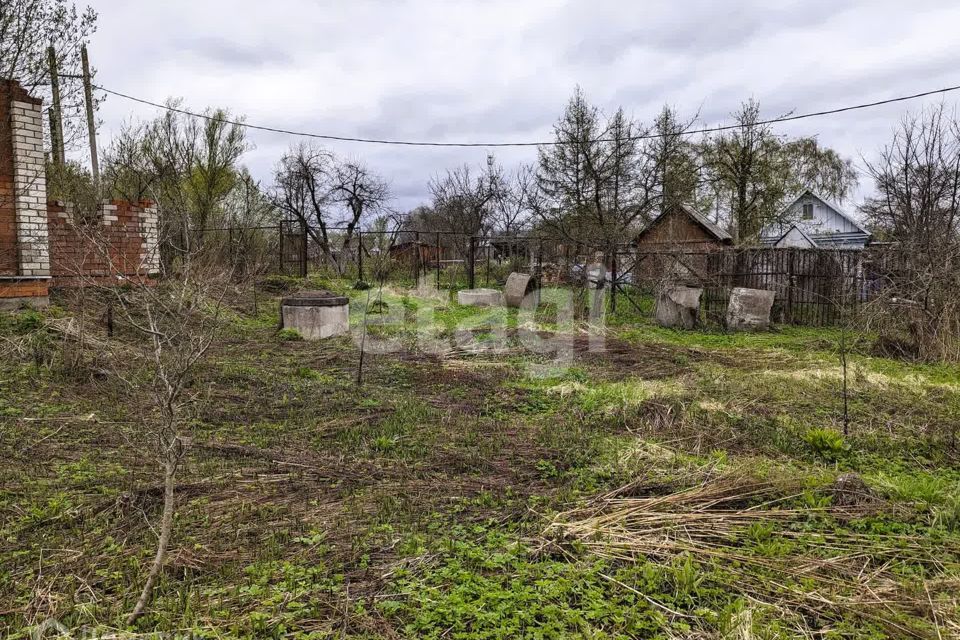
top-left (127, 455), bottom-right (176, 625)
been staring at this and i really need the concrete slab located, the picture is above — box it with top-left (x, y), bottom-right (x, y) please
top-left (726, 287), bottom-right (776, 331)
top-left (655, 286), bottom-right (702, 329)
top-left (504, 272), bottom-right (539, 309)
top-left (457, 288), bottom-right (503, 307)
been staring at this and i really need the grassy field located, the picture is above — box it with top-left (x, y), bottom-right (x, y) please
top-left (2, 277), bottom-right (960, 639)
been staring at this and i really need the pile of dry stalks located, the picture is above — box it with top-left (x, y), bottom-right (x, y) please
top-left (545, 471), bottom-right (959, 638)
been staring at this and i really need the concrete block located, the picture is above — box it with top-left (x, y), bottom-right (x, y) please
top-left (457, 288), bottom-right (503, 307)
top-left (0, 296), bottom-right (50, 312)
top-left (655, 286), bottom-right (702, 329)
top-left (280, 290), bottom-right (350, 340)
top-left (503, 272), bottom-right (539, 309)
top-left (726, 287), bottom-right (776, 331)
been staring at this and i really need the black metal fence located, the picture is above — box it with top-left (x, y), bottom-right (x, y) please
top-left (623, 246), bottom-right (880, 326)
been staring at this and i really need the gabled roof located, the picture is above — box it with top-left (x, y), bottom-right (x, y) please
top-left (782, 189), bottom-right (870, 235)
top-left (636, 203), bottom-right (732, 243)
top-left (774, 224), bottom-right (817, 248)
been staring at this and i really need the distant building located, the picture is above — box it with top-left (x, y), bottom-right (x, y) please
top-left (633, 203), bottom-right (733, 250)
top-left (760, 190), bottom-right (870, 249)
top-left (632, 204), bottom-right (732, 285)
top-left (389, 240), bottom-right (443, 266)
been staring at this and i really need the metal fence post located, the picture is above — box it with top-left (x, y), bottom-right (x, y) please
top-left (299, 220), bottom-right (308, 278)
top-left (610, 247), bottom-right (618, 314)
top-left (357, 229), bottom-right (364, 282)
top-left (486, 236), bottom-right (491, 286)
top-left (278, 223), bottom-right (284, 274)
top-left (414, 231), bottom-right (421, 284)
top-left (468, 236), bottom-right (476, 289)
top-left (436, 232), bottom-right (442, 290)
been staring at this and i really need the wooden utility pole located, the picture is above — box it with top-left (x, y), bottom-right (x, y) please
top-left (80, 44), bottom-right (99, 187)
top-left (46, 45), bottom-right (65, 166)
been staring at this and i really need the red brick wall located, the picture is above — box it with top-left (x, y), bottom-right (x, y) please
top-left (0, 279), bottom-right (49, 299)
top-left (48, 200), bottom-right (156, 287)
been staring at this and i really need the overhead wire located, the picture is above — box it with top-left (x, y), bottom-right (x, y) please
top-left (90, 82), bottom-right (960, 148)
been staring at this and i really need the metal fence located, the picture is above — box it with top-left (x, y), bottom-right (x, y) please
top-left (622, 246), bottom-right (880, 326)
top-left (163, 223), bottom-right (901, 328)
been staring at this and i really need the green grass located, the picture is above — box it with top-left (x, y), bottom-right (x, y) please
top-left (2, 283), bottom-right (960, 638)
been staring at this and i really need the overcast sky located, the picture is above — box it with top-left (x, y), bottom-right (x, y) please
top-left (85, 0), bottom-right (960, 214)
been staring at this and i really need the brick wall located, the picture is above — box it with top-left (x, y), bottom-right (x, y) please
top-left (0, 81), bottom-right (27, 275)
top-left (0, 79), bottom-right (161, 309)
top-left (48, 200), bottom-right (160, 286)
top-left (10, 90), bottom-right (49, 278)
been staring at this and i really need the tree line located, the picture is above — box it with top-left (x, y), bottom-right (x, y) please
top-left (6, 0), bottom-right (960, 273)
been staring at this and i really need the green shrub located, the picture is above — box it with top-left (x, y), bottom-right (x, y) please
top-left (277, 328), bottom-right (303, 341)
top-left (369, 299), bottom-right (389, 314)
top-left (803, 427), bottom-right (848, 461)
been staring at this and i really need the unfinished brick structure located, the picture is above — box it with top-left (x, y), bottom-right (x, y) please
top-left (0, 79), bottom-right (159, 310)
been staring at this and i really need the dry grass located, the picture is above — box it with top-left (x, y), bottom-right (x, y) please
top-left (546, 470), bottom-right (960, 638)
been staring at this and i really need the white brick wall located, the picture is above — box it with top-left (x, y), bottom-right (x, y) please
top-left (139, 205), bottom-right (161, 274)
top-left (11, 99), bottom-right (50, 278)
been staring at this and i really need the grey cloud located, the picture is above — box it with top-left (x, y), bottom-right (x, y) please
top-left (86, 0), bottom-right (960, 212)
top-left (557, 0), bottom-right (846, 64)
top-left (174, 36), bottom-right (293, 68)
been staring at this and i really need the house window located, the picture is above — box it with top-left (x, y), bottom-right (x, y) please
top-left (802, 203), bottom-right (814, 220)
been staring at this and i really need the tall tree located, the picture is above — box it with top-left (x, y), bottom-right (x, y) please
top-left (649, 105), bottom-right (703, 212)
top-left (0, 0), bottom-right (99, 148)
top-left (101, 103), bottom-right (248, 263)
top-left (490, 162), bottom-right (535, 234)
top-left (703, 99), bottom-right (858, 242)
top-left (329, 160), bottom-right (390, 271)
top-left (429, 156), bottom-right (501, 238)
top-left (271, 142), bottom-right (337, 265)
top-left (272, 144), bottom-right (390, 273)
top-left (783, 137), bottom-right (858, 203)
top-left (702, 99), bottom-right (789, 243)
top-left (535, 87), bottom-right (657, 250)
top-left (187, 110), bottom-right (247, 235)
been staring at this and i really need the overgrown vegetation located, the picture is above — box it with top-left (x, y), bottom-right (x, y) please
top-left (2, 281), bottom-right (960, 638)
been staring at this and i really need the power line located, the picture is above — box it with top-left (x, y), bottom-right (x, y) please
top-left (93, 82), bottom-right (960, 148)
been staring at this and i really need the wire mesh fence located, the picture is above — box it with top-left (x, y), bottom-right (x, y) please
top-left (7, 216), bottom-right (907, 329)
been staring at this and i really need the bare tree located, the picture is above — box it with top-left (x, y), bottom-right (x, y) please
top-left (0, 0), bottom-right (99, 148)
top-left (430, 157), bottom-right (501, 238)
top-left (122, 268), bottom-right (225, 625)
top-left (861, 104), bottom-right (960, 360)
top-left (51, 195), bottom-right (232, 625)
top-left (271, 143), bottom-right (337, 266)
top-left (329, 160), bottom-right (390, 274)
top-left (491, 162), bottom-right (536, 234)
top-left (649, 105), bottom-right (704, 212)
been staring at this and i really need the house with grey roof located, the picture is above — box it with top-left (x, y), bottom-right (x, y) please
top-left (760, 190), bottom-right (870, 249)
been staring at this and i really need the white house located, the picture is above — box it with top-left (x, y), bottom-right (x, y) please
top-left (760, 190), bottom-right (870, 249)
